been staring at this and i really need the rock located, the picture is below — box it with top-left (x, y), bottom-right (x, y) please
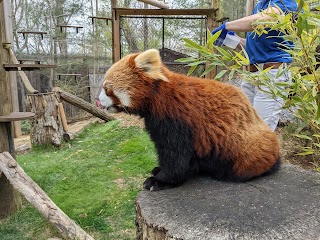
top-left (136, 164), bottom-right (320, 240)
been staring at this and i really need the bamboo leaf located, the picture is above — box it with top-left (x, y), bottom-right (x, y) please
top-left (215, 70), bottom-right (227, 79)
top-left (234, 51), bottom-right (249, 64)
top-left (187, 65), bottom-right (197, 76)
top-left (200, 65), bottom-right (215, 77)
top-left (316, 99), bottom-right (320, 120)
top-left (215, 46), bottom-right (232, 59)
top-left (297, 15), bottom-right (303, 36)
top-left (228, 69), bottom-right (235, 81)
top-left (206, 32), bottom-right (220, 47)
top-left (187, 61), bottom-right (207, 66)
top-left (183, 38), bottom-right (202, 50)
top-left (296, 150), bottom-right (314, 156)
top-left (175, 57), bottom-right (196, 63)
top-left (293, 134), bottom-right (313, 140)
top-left (297, 0), bottom-right (305, 12)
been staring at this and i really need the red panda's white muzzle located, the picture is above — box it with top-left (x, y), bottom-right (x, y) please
top-left (98, 90), bottom-right (119, 113)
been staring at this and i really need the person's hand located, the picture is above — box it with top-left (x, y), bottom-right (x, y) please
top-left (211, 22), bottom-right (228, 46)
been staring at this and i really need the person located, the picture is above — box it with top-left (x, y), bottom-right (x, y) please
top-left (211, 0), bottom-right (298, 131)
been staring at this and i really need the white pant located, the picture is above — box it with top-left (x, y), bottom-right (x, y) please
top-left (241, 68), bottom-right (291, 131)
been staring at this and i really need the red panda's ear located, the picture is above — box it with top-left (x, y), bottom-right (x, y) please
top-left (134, 49), bottom-right (169, 82)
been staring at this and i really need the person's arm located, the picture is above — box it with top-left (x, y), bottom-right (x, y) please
top-left (225, 7), bottom-right (281, 32)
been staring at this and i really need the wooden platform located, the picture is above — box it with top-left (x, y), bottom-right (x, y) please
top-left (89, 16), bottom-right (112, 25)
top-left (17, 31), bottom-right (48, 40)
top-left (0, 112), bottom-right (35, 122)
top-left (3, 64), bottom-right (57, 71)
top-left (57, 25), bottom-right (84, 33)
top-left (114, 8), bottom-right (218, 16)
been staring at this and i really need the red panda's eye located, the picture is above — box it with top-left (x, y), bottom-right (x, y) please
top-left (105, 89), bottom-right (113, 97)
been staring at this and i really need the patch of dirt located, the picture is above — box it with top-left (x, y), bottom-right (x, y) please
top-left (14, 117), bottom-right (99, 153)
top-left (109, 112), bottom-right (145, 128)
top-left (277, 127), bottom-right (319, 171)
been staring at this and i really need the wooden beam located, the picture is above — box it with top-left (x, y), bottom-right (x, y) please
top-left (17, 59), bottom-right (43, 64)
top-left (0, 152), bottom-right (94, 240)
top-left (5, 45), bottom-right (39, 93)
top-left (17, 31), bottom-right (47, 40)
top-left (4, 64), bottom-right (57, 71)
top-left (0, 112), bottom-right (35, 122)
top-left (205, 0), bottom-right (218, 79)
top-left (57, 73), bottom-right (81, 80)
top-left (4, 1), bottom-right (21, 137)
top-left (88, 16), bottom-right (112, 25)
top-left (57, 25), bottom-right (83, 33)
top-left (114, 8), bottom-right (218, 16)
top-left (246, 0), bottom-right (254, 16)
top-left (54, 88), bottom-right (116, 122)
top-left (216, 17), bottom-right (229, 22)
top-left (137, 0), bottom-right (169, 9)
top-left (17, 31), bottom-right (47, 34)
top-left (112, 3), bottom-right (121, 62)
top-left (57, 73), bottom-right (81, 76)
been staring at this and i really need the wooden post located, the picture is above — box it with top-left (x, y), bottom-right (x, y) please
top-left (0, 0), bottom-right (22, 218)
top-left (2, 0), bottom-right (21, 137)
top-left (112, 0), bottom-right (121, 63)
top-left (205, 0), bottom-right (218, 79)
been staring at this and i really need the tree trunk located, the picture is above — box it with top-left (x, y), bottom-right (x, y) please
top-left (26, 93), bottom-right (63, 146)
top-left (135, 165), bottom-right (320, 240)
top-left (0, 151), bottom-right (94, 240)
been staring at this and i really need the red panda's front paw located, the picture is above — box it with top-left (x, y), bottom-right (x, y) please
top-left (143, 176), bottom-right (175, 191)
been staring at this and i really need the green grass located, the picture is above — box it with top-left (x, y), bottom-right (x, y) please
top-left (0, 120), bottom-right (157, 240)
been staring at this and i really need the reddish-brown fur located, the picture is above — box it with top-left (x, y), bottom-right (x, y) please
top-left (103, 50), bottom-right (280, 180)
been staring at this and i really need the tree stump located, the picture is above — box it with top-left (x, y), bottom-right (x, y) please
top-left (26, 93), bottom-right (63, 146)
top-left (135, 164), bottom-right (320, 240)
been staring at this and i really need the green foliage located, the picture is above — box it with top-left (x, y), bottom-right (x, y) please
top-left (20, 120), bottom-right (30, 135)
top-left (0, 121), bottom-right (156, 239)
top-left (179, 1), bottom-right (320, 158)
top-left (176, 29), bottom-right (249, 79)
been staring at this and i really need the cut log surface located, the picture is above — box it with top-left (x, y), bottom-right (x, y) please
top-left (0, 152), bottom-right (94, 240)
top-left (136, 164), bottom-right (320, 240)
top-left (54, 88), bottom-right (115, 122)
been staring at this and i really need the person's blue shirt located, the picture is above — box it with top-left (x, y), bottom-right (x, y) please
top-left (245, 0), bottom-right (298, 64)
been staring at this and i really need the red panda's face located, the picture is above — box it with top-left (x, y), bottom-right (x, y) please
top-left (102, 54), bottom-right (136, 112)
top-left (101, 49), bottom-right (169, 112)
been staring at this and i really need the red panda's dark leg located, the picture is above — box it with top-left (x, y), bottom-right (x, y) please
top-left (144, 149), bottom-right (194, 191)
top-left (143, 115), bottom-right (195, 191)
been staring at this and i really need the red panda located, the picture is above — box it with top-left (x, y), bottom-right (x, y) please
top-left (102, 49), bottom-right (280, 191)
